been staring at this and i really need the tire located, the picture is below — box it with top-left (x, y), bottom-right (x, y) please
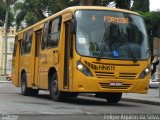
top-left (105, 93), bottom-right (122, 103)
top-left (21, 73), bottom-right (30, 96)
top-left (21, 73), bottom-right (39, 96)
top-left (50, 73), bottom-right (64, 101)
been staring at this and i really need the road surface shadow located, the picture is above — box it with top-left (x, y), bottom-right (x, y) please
top-left (26, 93), bottom-right (140, 107)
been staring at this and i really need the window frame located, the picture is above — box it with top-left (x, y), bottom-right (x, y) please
top-left (13, 35), bottom-right (18, 57)
top-left (41, 22), bottom-right (49, 50)
top-left (41, 17), bottom-right (62, 50)
top-left (21, 29), bottom-right (33, 55)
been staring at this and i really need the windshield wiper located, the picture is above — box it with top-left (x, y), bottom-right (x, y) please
top-left (97, 22), bottom-right (110, 60)
top-left (121, 34), bottom-right (137, 63)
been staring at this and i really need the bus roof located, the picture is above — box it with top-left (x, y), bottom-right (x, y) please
top-left (67, 6), bottom-right (139, 15)
top-left (16, 6), bottom-right (140, 35)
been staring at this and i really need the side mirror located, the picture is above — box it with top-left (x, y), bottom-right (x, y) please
top-left (70, 18), bottom-right (76, 34)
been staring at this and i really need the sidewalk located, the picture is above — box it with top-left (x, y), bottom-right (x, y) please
top-left (122, 88), bottom-right (160, 105)
top-left (0, 76), bottom-right (6, 80)
top-left (0, 76), bottom-right (11, 83)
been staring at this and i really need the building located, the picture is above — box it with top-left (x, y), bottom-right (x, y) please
top-left (0, 27), bottom-right (16, 75)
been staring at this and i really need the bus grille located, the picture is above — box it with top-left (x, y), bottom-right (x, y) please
top-left (99, 83), bottom-right (131, 89)
top-left (95, 71), bottom-right (137, 79)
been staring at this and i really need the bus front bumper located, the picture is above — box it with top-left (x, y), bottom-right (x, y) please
top-left (72, 75), bottom-right (150, 94)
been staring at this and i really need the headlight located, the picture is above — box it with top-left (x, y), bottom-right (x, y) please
top-left (139, 67), bottom-right (150, 79)
top-left (77, 61), bottom-right (93, 77)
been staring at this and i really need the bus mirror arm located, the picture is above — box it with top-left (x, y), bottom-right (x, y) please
top-left (70, 35), bottom-right (73, 59)
top-left (70, 18), bottom-right (76, 35)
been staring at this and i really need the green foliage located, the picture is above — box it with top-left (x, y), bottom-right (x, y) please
top-left (0, 1), bottom-right (14, 27)
top-left (14, 0), bottom-right (79, 28)
top-left (14, 0), bottom-right (48, 29)
top-left (47, 0), bottom-right (62, 14)
top-left (25, 12), bottom-right (38, 26)
top-left (132, 0), bottom-right (150, 12)
top-left (8, 11), bottom-right (14, 27)
top-left (137, 11), bottom-right (160, 53)
top-left (14, 0), bottom-right (139, 28)
top-left (0, 3), bottom-right (6, 26)
top-left (115, 0), bottom-right (131, 10)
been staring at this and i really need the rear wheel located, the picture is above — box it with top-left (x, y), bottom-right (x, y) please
top-left (21, 73), bottom-right (39, 96)
top-left (50, 73), bottom-right (64, 101)
top-left (21, 73), bottom-right (30, 96)
top-left (105, 93), bottom-right (122, 103)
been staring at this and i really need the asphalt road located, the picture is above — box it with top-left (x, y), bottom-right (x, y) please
top-left (0, 82), bottom-right (160, 120)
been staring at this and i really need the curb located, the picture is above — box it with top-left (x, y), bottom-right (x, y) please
top-left (0, 80), bottom-right (11, 83)
top-left (121, 98), bottom-right (160, 106)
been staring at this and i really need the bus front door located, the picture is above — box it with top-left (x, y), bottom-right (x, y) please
top-left (12, 39), bottom-right (21, 86)
top-left (63, 22), bottom-right (73, 90)
top-left (34, 30), bottom-right (42, 87)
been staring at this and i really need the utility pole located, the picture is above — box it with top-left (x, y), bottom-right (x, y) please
top-left (4, 2), bottom-right (9, 75)
top-left (3, 0), bottom-right (17, 75)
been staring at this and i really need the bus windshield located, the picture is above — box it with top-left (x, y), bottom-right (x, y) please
top-left (75, 10), bottom-right (149, 60)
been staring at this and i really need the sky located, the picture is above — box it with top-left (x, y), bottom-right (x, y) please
top-left (150, 0), bottom-right (160, 11)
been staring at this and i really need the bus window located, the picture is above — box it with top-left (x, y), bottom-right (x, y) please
top-left (21, 32), bottom-right (27, 54)
top-left (21, 29), bottom-right (33, 54)
top-left (47, 17), bottom-right (62, 48)
top-left (26, 29), bottom-right (33, 53)
top-left (42, 22), bottom-right (49, 50)
top-left (13, 36), bottom-right (18, 56)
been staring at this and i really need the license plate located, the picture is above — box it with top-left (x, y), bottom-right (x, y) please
top-left (110, 82), bottom-right (122, 86)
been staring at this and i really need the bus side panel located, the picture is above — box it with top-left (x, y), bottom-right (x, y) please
top-left (12, 40), bottom-right (21, 87)
top-left (19, 54), bottom-right (33, 87)
top-left (33, 29), bottom-right (43, 87)
top-left (39, 49), bottom-right (55, 89)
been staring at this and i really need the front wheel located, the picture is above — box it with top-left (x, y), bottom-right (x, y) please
top-left (50, 73), bottom-right (64, 101)
top-left (105, 93), bottom-right (122, 103)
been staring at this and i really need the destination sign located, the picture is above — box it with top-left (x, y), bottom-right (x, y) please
top-left (104, 16), bottom-right (129, 24)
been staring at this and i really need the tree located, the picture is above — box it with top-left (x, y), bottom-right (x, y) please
top-left (14, 0), bottom-right (48, 29)
top-left (132, 0), bottom-right (150, 12)
top-left (14, 0), bottom-right (134, 29)
top-left (115, 0), bottom-right (131, 10)
top-left (79, 0), bottom-right (131, 9)
top-left (14, 0), bottom-right (78, 28)
top-left (0, 0), bottom-right (16, 75)
top-left (80, 0), bottom-right (101, 5)
top-left (0, 2), bottom-right (6, 26)
top-left (0, 1), bottom-right (14, 27)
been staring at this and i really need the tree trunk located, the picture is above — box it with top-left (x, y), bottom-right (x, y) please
top-left (59, 0), bottom-right (66, 9)
top-left (4, 4), bottom-right (9, 75)
top-left (80, 0), bottom-right (101, 6)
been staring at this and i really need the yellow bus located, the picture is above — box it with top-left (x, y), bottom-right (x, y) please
top-left (12, 6), bottom-right (150, 103)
